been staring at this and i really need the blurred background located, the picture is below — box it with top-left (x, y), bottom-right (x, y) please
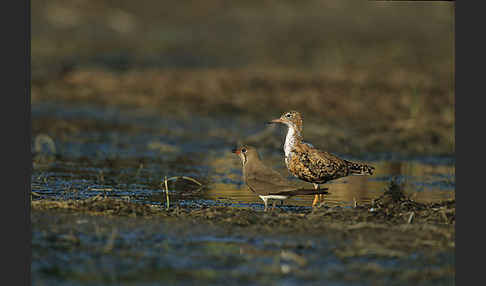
top-left (31, 0), bottom-right (455, 206)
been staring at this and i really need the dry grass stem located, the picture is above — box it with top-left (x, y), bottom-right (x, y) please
top-left (164, 176), bottom-right (170, 210)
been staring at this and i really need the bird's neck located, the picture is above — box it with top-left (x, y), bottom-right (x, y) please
top-left (284, 125), bottom-right (303, 159)
top-left (243, 156), bottom-right (265, 180)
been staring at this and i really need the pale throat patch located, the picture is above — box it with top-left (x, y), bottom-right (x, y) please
top-left (240, 153), bottom-right (247, 166)
top-left (284, 125), bottom-right (297, 165)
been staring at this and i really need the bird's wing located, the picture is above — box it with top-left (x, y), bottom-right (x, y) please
top-left (254, 163), bottom-right (297, 186)
top-left (246, 165), bottom-right (300, 195)
top-left (247, 177), bottom-right (301, 195)
top-left (293, 143), bottom-right (349, 179)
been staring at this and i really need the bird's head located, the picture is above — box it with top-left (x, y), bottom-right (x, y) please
top-left (267, 111), bottom-right (303, 133)
top-left (232, 145), bottom-right (259, 166)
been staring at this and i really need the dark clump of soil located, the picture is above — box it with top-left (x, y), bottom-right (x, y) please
top-left (368, 179), bottom-right (455, 225)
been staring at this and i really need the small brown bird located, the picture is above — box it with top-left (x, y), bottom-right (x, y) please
top-left (232, 145), bottom-right (328, 211)
top-left (268, 111), bottom-right (375, 206)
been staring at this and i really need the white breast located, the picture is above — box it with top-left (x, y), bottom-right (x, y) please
top-left (284, 126), bottom-right (296, 165)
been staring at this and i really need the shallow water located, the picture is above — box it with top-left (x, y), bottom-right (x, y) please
top-left (32, 102), bottom-right (455, 210)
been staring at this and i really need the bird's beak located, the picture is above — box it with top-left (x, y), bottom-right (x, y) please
top-left (231, 148), bottom-right (240, 155)
top-left (267, 118), bottom-right (284, 124)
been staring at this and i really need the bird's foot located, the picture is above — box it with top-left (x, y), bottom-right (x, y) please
top-left (312, 195), bottom-right (319, 208)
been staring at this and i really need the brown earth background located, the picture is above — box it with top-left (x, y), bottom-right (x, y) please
top-left (31, 0), bottom-right (455, 156)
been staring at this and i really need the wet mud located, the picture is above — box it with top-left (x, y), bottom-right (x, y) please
top-left (32, 182), bottom-right (454, 285)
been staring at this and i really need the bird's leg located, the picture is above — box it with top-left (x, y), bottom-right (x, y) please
top-left (320, 182), bottom-right (328, 201)
top-left (317, 184), bottom-right (328, 208)
top-left (263, 198), bottom-right (268, 212)
top-left (312, 183), bottom-right (320, 207)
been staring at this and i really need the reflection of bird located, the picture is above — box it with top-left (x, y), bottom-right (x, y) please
top-left (268, 111), bottom-right (375, 207)
top-left (232, 145), bottom-right (328, 211)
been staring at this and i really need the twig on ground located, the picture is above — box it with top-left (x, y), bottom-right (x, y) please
top-left (166, 176), bottom-right (203, 186)
top-left (407, 212), bottom-right (415, 224)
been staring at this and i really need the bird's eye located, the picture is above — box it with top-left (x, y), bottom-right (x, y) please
top-left (285, 113), bottom-right (291, 118)
top-left (241, 148), bottom-right (247, 153)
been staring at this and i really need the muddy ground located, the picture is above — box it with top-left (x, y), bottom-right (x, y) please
top-left (32, 182), bottom-right (455, 285)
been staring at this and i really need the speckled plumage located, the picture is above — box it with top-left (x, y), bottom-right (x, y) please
top-left (288, 143), bottom-right (349, 184)
top-left (269, 111), bottom-right (375, 205)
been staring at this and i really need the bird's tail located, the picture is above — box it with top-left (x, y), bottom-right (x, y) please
top-left (274, 188), bottom-right (329, 196)
top-left (346, 160), bottom-right (375, 176)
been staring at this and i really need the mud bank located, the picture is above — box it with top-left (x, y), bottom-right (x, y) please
top-left (32, 188), bottom-right (455, 285)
